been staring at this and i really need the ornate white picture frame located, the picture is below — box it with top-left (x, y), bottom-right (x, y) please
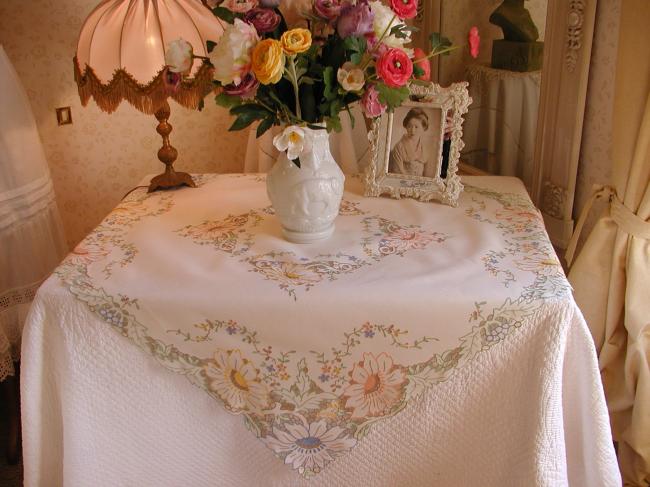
top-left (364, 82), bottom-right (471, 206)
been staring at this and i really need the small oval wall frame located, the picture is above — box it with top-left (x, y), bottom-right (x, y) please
top-left (363, 82), bottom-right (471, 207)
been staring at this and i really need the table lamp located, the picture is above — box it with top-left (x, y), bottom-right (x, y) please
top-left (73, 0), bottom-right (223, 191)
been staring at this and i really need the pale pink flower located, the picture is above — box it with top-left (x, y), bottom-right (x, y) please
top-left (209, 19), bottom-right (260, 86)
top-left (360, 84), bottom-right (386, 118)
top-left (343, 352), bottom-right (405, 418)
top-left (469, 26), bottom-right (480, 59)
top-left (68, 242), bottom-right (109, 266)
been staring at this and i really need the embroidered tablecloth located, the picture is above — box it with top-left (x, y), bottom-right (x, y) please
top-left (21, 174), bottom-right (620, 486)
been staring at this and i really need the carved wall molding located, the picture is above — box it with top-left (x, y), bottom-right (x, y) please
top-left (542, 181), bottom-right (568, 220)
top-left (565, 0), bottom-right (586, 72)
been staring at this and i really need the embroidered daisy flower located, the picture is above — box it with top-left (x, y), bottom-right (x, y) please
top-left (264, 419), bottom-right (356, 474)
top-left (343, 352), bottom-right (405, 419)
top-left (258, 261), bottom-right (322, 287)
top-left (67, 242), bottom-right (110, 266)
top-left (378, 227), bottom-right (441, 255)
top-left (203, 349), bottom-right (269, 413)
top-left (516, 254), bottom-right (563, 277)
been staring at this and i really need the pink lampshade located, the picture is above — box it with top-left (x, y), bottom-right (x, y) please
top-left (74, 0), bottom-right (224, 114)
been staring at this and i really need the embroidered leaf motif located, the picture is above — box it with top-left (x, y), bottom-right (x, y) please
top-left (276, 359), bottom-right (337, 411)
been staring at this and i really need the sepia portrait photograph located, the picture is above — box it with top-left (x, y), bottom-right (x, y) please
top-left (388, 105), bottom-right (444, 179)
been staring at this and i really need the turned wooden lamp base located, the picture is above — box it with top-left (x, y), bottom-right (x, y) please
top-left (148, 100), bottom-right (196, 193)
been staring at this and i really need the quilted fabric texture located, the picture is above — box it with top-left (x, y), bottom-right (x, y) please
top-left (20, 175), bottom-right (621, 486)
top-left (21, 286), bottom-right (620, 486)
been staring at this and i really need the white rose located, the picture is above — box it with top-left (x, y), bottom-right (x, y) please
top-left (369, 0), bottom-right (412, 54)
top-left (165, 38), bottom-right (194, 74)
top-left (273, 125), bottom-right (312, 161)
top-left (209, 19), bottom-right (260, 86)
top-left (337, 62), bottom-right (365, 92)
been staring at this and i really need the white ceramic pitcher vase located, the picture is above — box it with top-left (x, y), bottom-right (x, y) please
top-left (266, 127), bottom-right (344, 243)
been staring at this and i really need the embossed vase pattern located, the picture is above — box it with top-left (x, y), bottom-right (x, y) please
top-left (266, 128), bottom-right (345, 243)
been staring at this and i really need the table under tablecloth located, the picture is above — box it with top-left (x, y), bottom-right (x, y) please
top-left (21, 174), bottom-right (620, 486)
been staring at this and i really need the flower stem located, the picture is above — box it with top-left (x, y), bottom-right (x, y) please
top-left (288, 56), bottom-right (302, 119)
top-left (361, 14), bottom-right (397, 70)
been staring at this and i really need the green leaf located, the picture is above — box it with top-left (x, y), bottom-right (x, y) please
top-left (344, 36), bottom-right (367, 65)
top-left (256, 117), bottom-right (275, 138)
top-left (343, 36), bottom-right (367, 54)
top-left (212, 6), bottom-right (235, 23)
top-left (206, 40), bottom-right (217, 53)
top-left (215, 92), bottom-right (242, 109)
top-left (329, 98), bottom-right (342, 118)
top-left (429, 32), bottom-right (453, 55)
top-left (413, 64), bottom-right (425, 77)
top-left (230, 103), bottom-right (271, 117)
top-left (228, 104), bottom-right (271, 131)
top-left (323, 66), bottom-right (337, 101)
top-left (325, 115), bottom-right (342, 132)
top-left (389, 24), bottom-right (410, 40)
top-left (375, 83), bottom-right (410, 110)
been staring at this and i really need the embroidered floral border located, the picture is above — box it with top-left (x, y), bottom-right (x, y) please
top-left (55, 179), bottom-right (571, 477)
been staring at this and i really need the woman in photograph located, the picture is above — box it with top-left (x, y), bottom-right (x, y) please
top-left (389, 108), bottom-right (431, 176)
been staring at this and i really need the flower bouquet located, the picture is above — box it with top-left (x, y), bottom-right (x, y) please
top-left (165, 0), bottom-right (458, 241)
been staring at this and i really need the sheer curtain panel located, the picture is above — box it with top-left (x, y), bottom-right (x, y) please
top-left (0, 45), bottom-right (67, 381)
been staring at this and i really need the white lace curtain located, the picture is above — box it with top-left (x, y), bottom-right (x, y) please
top-left (0, 45), bottom-right (67, 381)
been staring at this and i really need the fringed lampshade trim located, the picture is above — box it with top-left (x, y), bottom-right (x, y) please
top-left (73, 56), bottom-right (215, 115)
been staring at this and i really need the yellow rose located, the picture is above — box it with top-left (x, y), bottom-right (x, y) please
top-left (251, 39), bottom-right (285, 85)
top-left (280, 28), bottom-right (312, 55)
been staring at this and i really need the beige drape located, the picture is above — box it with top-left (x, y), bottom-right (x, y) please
top-left (567, 1), bottom-right (650, 484)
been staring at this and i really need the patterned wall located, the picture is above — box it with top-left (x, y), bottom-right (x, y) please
top-left (439, 0), bottom-right (547, 86)
top-left (573, 0), bottom-right (621, 251)
top-left (0, 0), bottom-right (618, 253)
top-left (0, 0), bottom-right (248, 248)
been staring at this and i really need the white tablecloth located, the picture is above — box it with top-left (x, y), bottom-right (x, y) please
top-left (21, 175), bottom-right (620, 486)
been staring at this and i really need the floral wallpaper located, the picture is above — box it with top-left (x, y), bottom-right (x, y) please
top-left (438, 0), bottom-right (547, 86)
top-left (0, 0), bottom-right (248, 248)
top-left (0, 0), bottom-right (620, 254)
top-left (573, 0), bottom-right (621, 252)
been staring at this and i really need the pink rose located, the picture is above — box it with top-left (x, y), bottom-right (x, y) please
top-left (223, 72), bottom-right (259, 98)
top-left (314, 0), bottom-right (341, 21)
top-left (163, 68), bottom-right (182, 94)
top-left (412, 47), bottom-right (430, 81)
top-left (390, 0), bottom-right (417, 20)
top-left (337, 0), bottom-right (374, 38)
top-left (376, 48), bottom-right (412, 88)
top-left (244, 8), bottom-right (281, 33)
top-left (361, 85), bottom-right (386, 118)
top-left (468, 26), bottom-right (480, 59)
top-left (366, 34), bottom-right (389, 59)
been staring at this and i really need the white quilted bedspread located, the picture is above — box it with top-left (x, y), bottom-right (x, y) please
top-left (21, 175), bottom-right (621, 486)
